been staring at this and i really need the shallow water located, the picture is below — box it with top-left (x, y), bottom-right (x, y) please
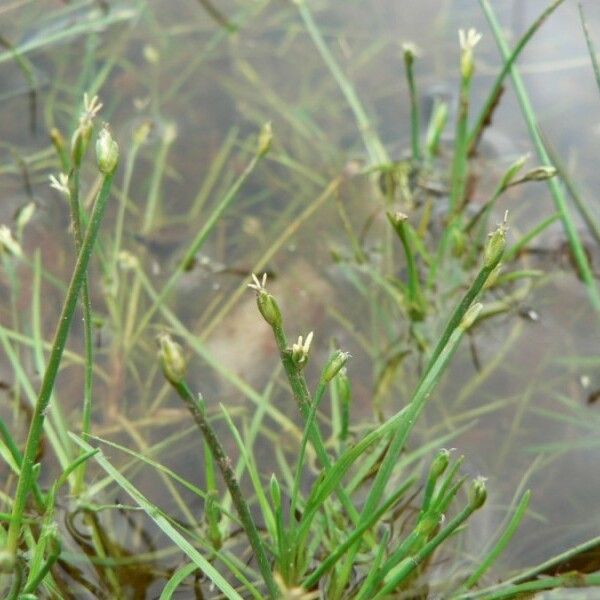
top-left (1, 0), bottom-right (600, 597)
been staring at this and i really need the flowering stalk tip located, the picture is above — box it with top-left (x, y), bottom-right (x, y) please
top-left (459, 28), bottom-right (482, 79)
top-left (96, 126), bottom-right (119, 174)
top-left (49, 173), bottom-right (70, 197)
top-left (248, 273), bottom-right (282, 328)
top-left (291, 331), bottom-right (314, 369)
top-left (322, 350), bottom-right (351, 383)
top-left (158, 333), bottom-right (186, 385)
top-left (71, 93), bottom-right (103, 166)
top-left (483, 211), bottom-right (509, 268)
top-left (257, 121), bottom-right (273, 157)
top-left (468, 476), bottom-right (488, 510)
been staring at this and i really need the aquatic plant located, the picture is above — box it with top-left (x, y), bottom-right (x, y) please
top-left (0, 0), bottom-right (599, 598)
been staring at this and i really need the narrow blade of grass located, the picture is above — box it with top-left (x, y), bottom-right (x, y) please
top-left (70, 434), bottom-right (246, 600)
top-left (469, 0), bottom-right (567, 151)
top-left (480, 0), bottom-right (600, 313)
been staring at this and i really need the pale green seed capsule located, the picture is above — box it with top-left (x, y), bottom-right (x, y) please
top-left (322, 350), bottom-right (351, 383)
top-left (458, 29), bottom-right (482, 80)
top-left (430, 448), bottom-right (450, 480)
top-left (483, 264), bottom-right (502, 290)
top-left (519, 165), bottom-right (557, 183)
top-left (483, 223), bottom-right (507, 268)
top-left (270, 473), bottom-right (281, 507)
top-left (96, 126), bottom-right (119, 174)
top-left (416, 512), bottom-right (440, 536)
top-left (257, 121), bottom-right (273, 157)
top-left (460, 302), bottom-right (483, 331)
top-left (0, 549), bottom-right (15, 573)
top-left (468, 476), bottom-right (487, 510)
top-left (499, 153), bottom-right (529, 190)
top-left (256, 290), bottom-right (282, 329)
top-left (71, 121), bottom-right (93, 167)
top-left (402, 42), bottom-right (418, 65)
top-left (158, 333), bottom-right (186, 385)
top-left (133, 119), bottom-right (152, 146)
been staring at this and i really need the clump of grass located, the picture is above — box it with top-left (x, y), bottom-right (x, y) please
top-left (155, 260), bottom-right (497, 598)
top-left (0, 95), bottom-right (118, 590)
top-left (1, 1), bottom-right (600, 598)
top-left (129, 210), bottom-right (565, 598)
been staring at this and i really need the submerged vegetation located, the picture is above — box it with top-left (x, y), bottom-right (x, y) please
top-left (0, 0), bottom-right (600, 598)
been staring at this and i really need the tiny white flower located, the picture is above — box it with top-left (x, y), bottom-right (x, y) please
top-left (248, 272), bottom-right (268, 293)
top-left (402, 42), bottom-right (420, 57)
top-left (291, 331), bottom-right (314, 366)
top-left (81, 93), bottom-right (103, 126)
top-left (15, 202), bottom-right (36, 232)
top-left (49, 173), bottom-right (70, 196)
top-left (117, 251), bottom-right (139, 270)
top-left (458, 28), bottom-right (482, 79)
top-left (458, 28), bottom-right (482, 52)
top-left (0, 225), bottom-right (22, 257)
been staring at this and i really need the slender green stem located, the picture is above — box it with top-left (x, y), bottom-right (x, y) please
top-left (0, 417), bottom-right (44, 509)
top-left (197, 0), bottom-right (238, 32)
top-left (4, 559), bottom-right (22, 600)
top-left (336, 312), bottom-right (477, 592)
top-left (129, 148), bottom-right (263, 348)
top-left (461, 573), bottom-right (600, 600)
top-left (403, 46), bottom-right (421, 162)
top-left (169, 379), bottom-right (278, 599)
top-left (425, 99), bottom-right (448, 159)
top-left (302, 478), bottom-right (415, 589)
top-left (22, 537), bottom-right (60, 594)
top-left (481, 0), bottom-right (600, 312)
top-left (68, 168), bottom-right (95, 495)
top-left (290, 379), bottom-right (326, 523)
top-left (448, 71), bottom-right (471, 217)
top-left (141, 126), bottom-right (176, 234)
top-left (458, 490), bottom-right (531, 592)
top-left (427, 259), bottom-right (497, 374)
top-left (579, 1), bottom-right (600, 95)
top-left (430, 59), bottom-right (473, 282)
top-left (295, 0), bottom-right (388, 165)
top-left (5, 171), bottom-right (115, 559)
top-left (544, 138), bottom-right (600, 247)
top-left (336, 244), bottom-right (499, 591)
top-left (468, 0), bottom-right (567, 152)
top-left (504, 213), bottom-right (559, 262)
top-left (269, 320), bottom-right (363, 528)
top-left (372, 505), bottom-right (476, 599)
top-left (387, 213), bottom-right (426, 320)
top-left (112, 133), bottom-right (144, 272)
top-left (502, 534), bottom-right (600, 588)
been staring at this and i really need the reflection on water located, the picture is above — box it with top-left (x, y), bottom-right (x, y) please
top-left (0, 0), bottom-right (600, 596)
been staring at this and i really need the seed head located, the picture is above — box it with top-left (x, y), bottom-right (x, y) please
top-left (430, 448), bottom-right (451, 480)
top-left (468, 476), bottom-right (488, 510)
top-left (322, 350), bottom-right (351, 383)
top-left (71, 93), bottom-right (103, 166)
top-left (291, 331), bottom-right (314, 368)
top-left (483, 211), bottom-right (508, 269)
top-left (158, 333), bottom-right (186, 385)
top-left (248, 273), bottom-right (282, 328)
top-left (0, 225), bottom-right (22, 258)
top-left (460, 302), bottom-right (483, 331)
top-left (96, 126), bottom-right (119, 174)
top-left (257, 121), bottom-right (273, 157)
top-left (270, 473), bottom-right (281, 507)
top-left (458, 28), bottom-right (482, 79)
top-left (0, 549), bottom-right (15, 573)
top-left (49, 173), bottom-right (70, 197)
top-left (402, 42), bottom-right (420, 65)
